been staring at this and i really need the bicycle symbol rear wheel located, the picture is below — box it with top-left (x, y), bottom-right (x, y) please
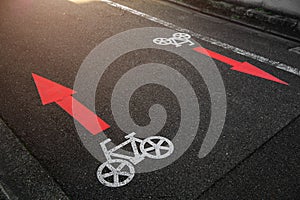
top-left (97, 159), bottom-right (135, 187)
top-left (153, 37), bottom-right (172, 45)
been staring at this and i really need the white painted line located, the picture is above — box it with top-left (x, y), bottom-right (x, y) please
top-left (100, 0), bottom-right (300, 77)
top-left (289, 47), bottom-right (300, 55)
top-left (0, 184), bottom-right (10, 200)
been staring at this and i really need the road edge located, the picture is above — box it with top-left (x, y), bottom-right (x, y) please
top-left (0, 118), bottom-right (69, 200)
top-left (165, 0), bottom-right (300, 43)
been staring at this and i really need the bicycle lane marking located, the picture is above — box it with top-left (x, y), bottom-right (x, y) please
top-left (152, 32), bottom-right (288, 85)
top-left (99, 0), bottom-right (300, 77)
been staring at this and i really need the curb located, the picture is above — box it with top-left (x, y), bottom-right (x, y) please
top-left (166, 0), bottom-right (300, 43)
top-left (0, 118), bottom-right (69, 200)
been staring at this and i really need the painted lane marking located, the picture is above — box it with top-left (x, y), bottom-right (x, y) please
top-left (100, 0), bottom-right (300, 77)
top-left (153, 33), bottom-right (288, 85)
top-left (97, 132), bottom-right (174, 187)
top-left (289, 47), bottom-right (300, 55)
top-left (193, 47), bottom-right (288, 85)
top-left (153, 32), bottom-right (195, 47)
top-left (32, 73), bottom-right (110, 135)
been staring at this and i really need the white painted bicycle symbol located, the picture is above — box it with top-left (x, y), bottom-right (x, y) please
top-left (96, 132), bottom-right (174, 187)
top-left (153, 33), bottom-right (194, 47)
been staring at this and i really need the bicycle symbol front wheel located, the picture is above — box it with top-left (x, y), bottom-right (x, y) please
top-left (172, 33), bottom-right (191, 40)
top-left (140, 136), bottom-right (174, 159)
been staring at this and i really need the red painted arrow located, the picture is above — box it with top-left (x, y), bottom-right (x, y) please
top-left (32, 73), bottom-right (110, 135)
top-left (193, 47), bottom-right (288, 85)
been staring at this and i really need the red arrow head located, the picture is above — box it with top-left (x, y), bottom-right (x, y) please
top-left (32, 73), bottom-right (76, 105)
top-left (231, 62), bottom-right (288, 85)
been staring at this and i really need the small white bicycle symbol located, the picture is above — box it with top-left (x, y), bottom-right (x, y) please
top-left (153, 32), bottom-right (194, 47)
top-left (96, 132), bottom-right (174, 187)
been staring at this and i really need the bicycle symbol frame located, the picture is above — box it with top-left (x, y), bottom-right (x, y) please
top-left (97, 132), bottom-right (174, 187)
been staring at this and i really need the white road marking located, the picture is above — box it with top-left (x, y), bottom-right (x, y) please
top-left (0, 184), bottom-right (10, 200)
top-left (289, 47), bottom-right (300, 55)
top-left (97, 132), bottom-right (174, 187)
top-left (100, 0), bottom-right (300, 77)
top-left (153, 32), bottom-right (195, 47)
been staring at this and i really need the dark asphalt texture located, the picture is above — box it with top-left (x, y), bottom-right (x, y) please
top-left (0, 0), bottom-right (299, 199)
top-left (198, 115), bottom-right (300, 200)
top-left (0, 118), bottom-right (68, 200)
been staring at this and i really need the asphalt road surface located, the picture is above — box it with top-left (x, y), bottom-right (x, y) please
top-left (0, 0), bottom-right (299, 199)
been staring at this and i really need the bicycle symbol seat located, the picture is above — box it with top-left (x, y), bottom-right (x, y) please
top-left (96, 132), bottom-right (174, 187)
top-left (153, 32), bottom-right (194, 47)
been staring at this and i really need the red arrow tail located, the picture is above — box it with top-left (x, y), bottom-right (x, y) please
top-left (56, 96), bottom-right (110, 135)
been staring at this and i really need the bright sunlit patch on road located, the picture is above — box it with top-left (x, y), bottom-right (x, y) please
top-left (68, 0), bottom-right (96, 4)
